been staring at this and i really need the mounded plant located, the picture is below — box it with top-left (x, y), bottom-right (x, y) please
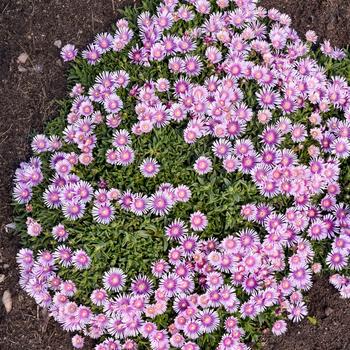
top-left (13, 0), bottom-right (350, 349)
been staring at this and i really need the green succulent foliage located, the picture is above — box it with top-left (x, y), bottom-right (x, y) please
top-left (13, 0), bottom-right (350, 348)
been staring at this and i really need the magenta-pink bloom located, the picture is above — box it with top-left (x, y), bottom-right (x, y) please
top-left (103, 268), bottom-right (125, 291)
top-left (272, 320), bottom-right (287, 336)
top-left (139, 157), bottom-right (160, 177)
top-left (61, 44), bottom-right (78, 62)
top-left (190, 211), bottom-right (208, 231)
top-left (194, 156), bottom-right (212, 175)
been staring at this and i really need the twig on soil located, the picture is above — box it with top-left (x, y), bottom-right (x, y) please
top-left (1, 2), bottom-right (10, 14)
top-left (0, 123), bottom-right (13, 139)
top-left (0, 134), bottom-right (10, 147)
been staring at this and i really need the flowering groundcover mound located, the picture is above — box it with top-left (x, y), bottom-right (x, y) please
top-left (12, 0), bottom-right (350, 349)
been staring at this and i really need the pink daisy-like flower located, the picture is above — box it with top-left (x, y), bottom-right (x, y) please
top-left (256, 87), bottom-right (281, 109)
top-left (170, 333), bottom-right (185, 348)
top-left (139, 157), bottom-right (160, 177)
top-left (31, 134), bottom-right (50, 153)
top-left (287, 302), bottom-right (308, 322)
top-left (91, 288), bottom-right (108, 306)
top-left (261, 127), bottom-right (281, 146)
top-left (131, 275), bottom-right (153, 296)
top-left (92, 203), bottom-right (115, 224)
top-left (205, 46), bottom-right (222, 64)
top-left (271, 320), bottom-right (287, 336)
top-left (82, 44), bottom-right (101, 64)
top-left (16, 248), bottom-right (34, 268)
top-left (116, 146), bottom-right (135, 166)
top-left (240, 301), bottom-right (258, 318)
top-left (112, 129), bottom-right (131, 147)
top-left (326, 250), bottom-right (347, 270)
top-left (155, 78), bottom-right (170, 92)
top-left (106, 114), bottom-right (121, 128)
top-left (130, 193), bottom-right (149, 216)
top-left (13, 184), bottom-right (32, 204)
top-left (118, 190), bottom-right (134, 211)
top-left (60, 280), bottom-right (77, 297)
top-left (184, 320), bottom-right (202, 339)
top-left (174, 185), bottom-right (192, 202)
top-left (165, 219), bottom-right (188, 240)
top-left (159, 273), bottom-right (181, 297)
top-left (190, 211), bottom-right (208, 231)
top-left (182, 55), bottom-right (203, 76)
top-left (182, 342), bottom-right (200, 350)
top-left (106, 149), bottom-right (119, 164)
top-left (331, 137), bottom-right (350, 158)
top-left (169, 57), bottom-right (183, 73)
top-left (222, 156), bottom-right (238, 173)
top-left (71, 334), bottom-right (84, 349)
top-left (72, 250), bottom-right (91, 270)
top-left (150, 43), bottom-right (166, 61)
top-left (78, 99), bottom-right (94, 117)
top-left (62, 201), bottom-right (85, 220)
top-left (94, 32), bottom-right (113, 53)
top-left (151, 259), bottom-right (170, 278)
top-left (180, 235), bottom-right (199, 256)
top-left (197, 309), bottom-right (220, 333)
top-left (148, 191), bottom-right (172, 216)
top-left (104, 94), bottom-right (123, 114)
top-left (291, 123), bottom-right (307, 143)
top-left (61, 44), bottom-right (78, 62)
top-left (290, 267), bottom-right (312, 290)
top-left (54, 245), bottom-right (73, 267)
top-left (52, 224), bottom-right (69, 242)
top-left (305, 30), bottom-right (318, 43)
top-left (74, 181), bottom-right (93, 203)
top-left (27, 219), bottom-right (42, 237)
top-left (177, 5), bottom-right (195, 21)
top-left (103, 268), bottom-right (126, 291)
top-left (212, 139), bottom-right (232, 159)
top-left (194, 156), bottom-right (212, 175)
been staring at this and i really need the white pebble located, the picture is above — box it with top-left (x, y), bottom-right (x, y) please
top-left (54, 39), bottom-right (62, 48)
top-left (2, 290), bottom-right (12, 313)
top-left (17, 52), bottom-right (29, 64)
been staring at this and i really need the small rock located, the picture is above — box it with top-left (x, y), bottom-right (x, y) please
top-left (3, 264), bottom-right (9, 269)
top-left (18, 66), bottom-right (27, 72)
top-left (56, 58), bottom-right (63, 67)
top-left (5, 222), bottom-right (16, 233)
top-left (0, 274), bottom-right (5, 283)
top-left (54, 39), bottom-right (62, 48)
top-left (17, 52), bottom-right (29, 64)
top-left (32, 64), bottom-right (43, 73)
top-left (2, 290), bottom-right (12, 313)
top-left (325, 307), bottom-right (334, 316)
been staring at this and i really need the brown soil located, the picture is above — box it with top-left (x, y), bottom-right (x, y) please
top-left (260, 0), bottom-right (350, 47)
top-left (262, 276), bottom-right (350, 350)
top-left (0, 1), bottom-right (349, 350)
